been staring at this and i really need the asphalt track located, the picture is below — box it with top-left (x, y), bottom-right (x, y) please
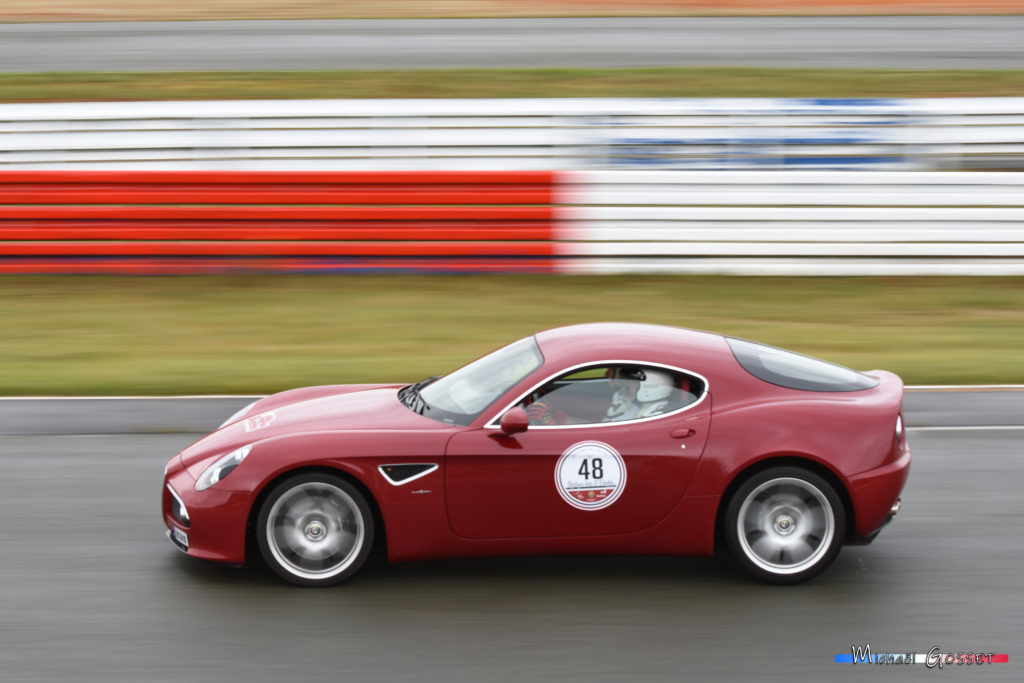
top-left (1, 16), bottom-right (1023, 73)
top-left (0, 390), bottom-right (1021, 681)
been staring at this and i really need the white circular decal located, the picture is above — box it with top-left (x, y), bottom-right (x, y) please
top-left (555, 441), bottom-right (627, 511)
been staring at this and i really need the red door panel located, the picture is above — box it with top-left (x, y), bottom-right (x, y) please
top-left (445, 398), bottom-right (711, 539)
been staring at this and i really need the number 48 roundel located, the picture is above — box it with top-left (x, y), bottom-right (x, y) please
top-left (554, 441), bottom-right (627, 511)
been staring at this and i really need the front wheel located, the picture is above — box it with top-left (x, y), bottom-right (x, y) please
top-left (724, 466), bottom-right (846, 584)
top-left (257, 473), bottom-right (374, 586)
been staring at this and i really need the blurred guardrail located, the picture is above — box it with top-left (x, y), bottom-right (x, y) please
top-left (2, 97), bottom-right (1024, 171)
top-left (1, 97), bottom-right (1023, 275)
top-left (2, 168), bottom-right (1023, 275)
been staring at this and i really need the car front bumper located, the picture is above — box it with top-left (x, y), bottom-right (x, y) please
top-left (162, 463), bottom-right (252, 564)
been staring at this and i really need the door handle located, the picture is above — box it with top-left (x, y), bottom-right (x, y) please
top-left (670, 428), bottom-right (696, 439)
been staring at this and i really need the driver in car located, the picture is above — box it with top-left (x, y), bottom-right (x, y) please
top-left (525, 366), bottom-right (676, 425)
top-left (603, 367), bottom-right (674, 422)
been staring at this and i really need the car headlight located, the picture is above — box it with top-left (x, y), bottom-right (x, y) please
top-left (195, 445), bottom-right (252, 491)
top-left (219, 400), bottom-right (259, 429)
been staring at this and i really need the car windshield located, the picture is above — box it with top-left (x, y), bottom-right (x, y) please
top-left (414, 336), bottom-right (544, 425)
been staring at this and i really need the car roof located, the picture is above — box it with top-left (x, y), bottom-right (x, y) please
top-left (534, 322), bottom-right (731, 371)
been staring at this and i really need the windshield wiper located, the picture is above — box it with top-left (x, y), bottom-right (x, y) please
top-left (398, 376), bottom-right (438, 415)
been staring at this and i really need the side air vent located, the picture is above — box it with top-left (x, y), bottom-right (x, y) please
top-left (378, 463), bottom-right (439, 486)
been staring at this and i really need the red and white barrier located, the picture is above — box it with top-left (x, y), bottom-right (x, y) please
top-left (2, 169), bottom-right (1024, 275)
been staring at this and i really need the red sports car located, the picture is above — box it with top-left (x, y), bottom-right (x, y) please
top-left (162, 323), bottom-right (910, 586)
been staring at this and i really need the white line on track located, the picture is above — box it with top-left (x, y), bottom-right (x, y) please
top-left (905, 385), bottom-right (1024, 392)
top-left (908, 425), bottom-right (1024, 432)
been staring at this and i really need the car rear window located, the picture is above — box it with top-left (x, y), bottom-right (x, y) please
top-left (726, 338), bottom-right (879, 392)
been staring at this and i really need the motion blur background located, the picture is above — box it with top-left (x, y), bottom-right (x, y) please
top-left (0, 1), bottom-right (1022, 389)
top-left (0, 2), bottom-right (1022, 682)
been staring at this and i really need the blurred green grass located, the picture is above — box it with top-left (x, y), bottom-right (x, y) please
top-left (1, 275), bottom-right (1021, 395)
top-left (5, 67), bottom-right (1024, 102)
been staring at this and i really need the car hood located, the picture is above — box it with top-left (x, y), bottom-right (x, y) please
top-left (179, 386), bottom-right (449, 470)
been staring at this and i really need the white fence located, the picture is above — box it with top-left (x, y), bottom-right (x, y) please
top-left (2, 97), bottom-right (1024, 171)
top-left (556, 170), bottom-right (1024, 275)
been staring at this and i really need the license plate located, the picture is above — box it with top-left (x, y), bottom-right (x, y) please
top-left (171, 526), bottom-right (189, 549)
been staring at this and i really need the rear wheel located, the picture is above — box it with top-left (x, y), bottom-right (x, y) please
top-left (257, 473), bottom-right (374, 586)
top-left (725, 466), bottom-right (845, 584)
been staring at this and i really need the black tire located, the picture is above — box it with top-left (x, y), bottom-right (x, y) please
top-left (256, 472), bottom-right (374, 586)
top-left (724, 466), bottom-right (846, 585)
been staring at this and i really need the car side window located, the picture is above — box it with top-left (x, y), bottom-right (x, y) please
top-left (519, 364), bottom-right (702, 426)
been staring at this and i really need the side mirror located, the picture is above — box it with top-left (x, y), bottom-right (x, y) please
top-left (499, 407), bottom-right (530, 435)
